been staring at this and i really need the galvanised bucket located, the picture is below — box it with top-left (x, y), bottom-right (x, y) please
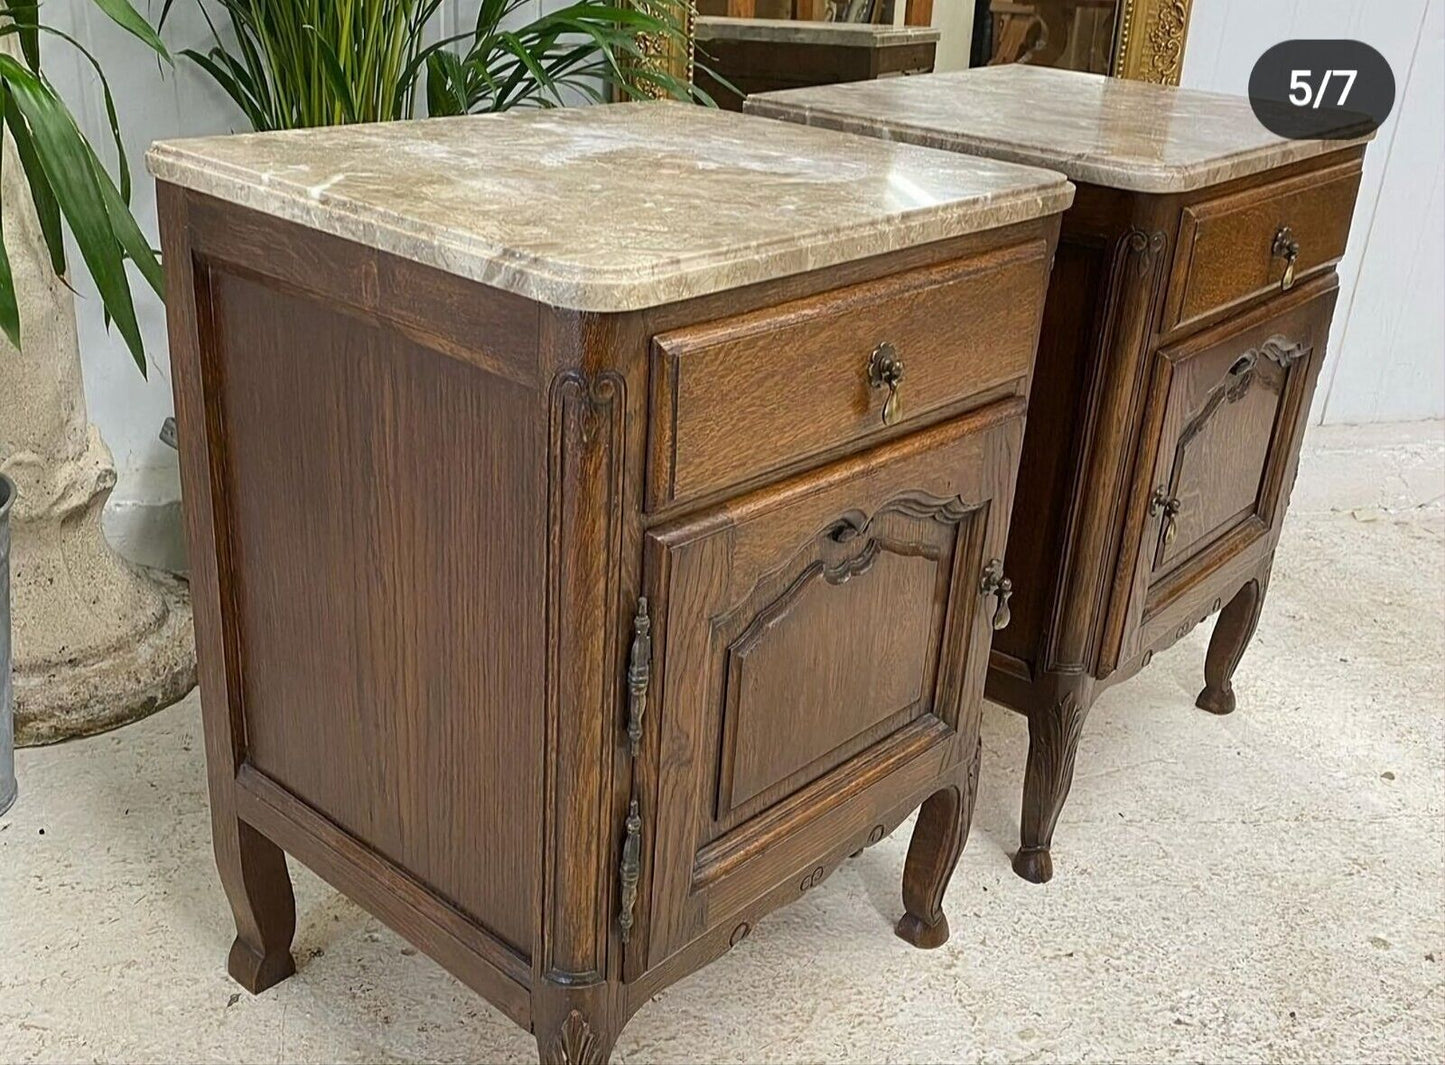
top-left (1, 473), bottom-right (14, 815)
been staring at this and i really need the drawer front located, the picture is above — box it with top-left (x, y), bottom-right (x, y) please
top-left (1165, 158), bottom-right (1361, 334)
top-left (647, 239), bottom-right (1050, 510)
top-left (631, 403), bottom-right (1022, 973)
top-left (1106, 279), bottom-right (1337, 671)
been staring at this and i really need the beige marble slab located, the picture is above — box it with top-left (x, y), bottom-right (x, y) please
top-left (147, 102), bottom-right (1071, 313)
top-left (696, 17), bottom-right (940, 47)
top-left (746, 65), bottom-right (1373, 194)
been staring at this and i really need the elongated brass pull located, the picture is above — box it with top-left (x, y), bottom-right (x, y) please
top-left (867, 342), bottom-right (905, 427)
top-left (980, 558), bottom-right (1013, 631)
top-left (618, 799), bottom-right (642, 944)
top-left (626, 598), bottom-right (651, 758)
top-left (1272, 226), bottom-right (1300, 292)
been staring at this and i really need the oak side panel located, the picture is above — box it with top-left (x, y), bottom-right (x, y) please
top-left (201, 265), bottom-right (544, 958)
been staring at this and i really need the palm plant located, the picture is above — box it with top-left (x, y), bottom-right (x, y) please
top-left (0, 1), bottom-right (170, 373)
top-left (164, 0), bottom-right (706, 132)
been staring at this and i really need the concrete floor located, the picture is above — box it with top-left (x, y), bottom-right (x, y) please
top-left (3, 422), bottom-right (1442, 1064)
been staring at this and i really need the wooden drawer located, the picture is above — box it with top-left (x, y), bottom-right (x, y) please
top-left (1165, 157), bottom-right (1361, 334)
top-left (646, 239), bottom-right (1051, 510)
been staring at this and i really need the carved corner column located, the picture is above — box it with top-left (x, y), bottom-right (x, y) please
top-left (1018, 210), bottom-right (1171, 884)
top-left (535, 304), bottom-right (652, 1062)
top-left (1049, 220), bottom-right (1170, 680)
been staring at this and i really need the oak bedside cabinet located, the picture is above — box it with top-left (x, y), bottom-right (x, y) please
top-left (749, 65), bottom-right (1370, 883)
top-left (148, 103), bottom-right (1071, 1062)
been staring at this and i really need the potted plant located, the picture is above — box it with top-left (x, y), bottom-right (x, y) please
top-left (1, 3), bottom-right (196, 748)
top-left (163, 0), bottom-right (707, 130)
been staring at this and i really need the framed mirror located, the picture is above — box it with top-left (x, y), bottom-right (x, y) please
top-left (968, 0), bottom-right (1192, 83)
top-left (671, 0), bottom-right (1193, 100)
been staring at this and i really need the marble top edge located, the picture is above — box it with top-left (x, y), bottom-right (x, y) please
top-left (148, 104), bottom-right (1072, 312)
top-left (696, 17), bottom-right (941, 46)
top-left (745, 66), bottom-right (1373, 193)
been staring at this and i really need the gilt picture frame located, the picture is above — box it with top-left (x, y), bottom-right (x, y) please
top-left (1113, 0), bottom-right (1193, 85)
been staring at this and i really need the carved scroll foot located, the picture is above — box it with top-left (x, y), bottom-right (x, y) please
top-left (1197, 577), bottom-right (1265, 717)
top-left (1014, 683), bottom-right (1090, 884)
top-left (536, 1008), bottom-right (615, 1065)
top-left (218, 819), bottom-right (296, 994)
top-left (895, 739), bottom-right (980, 950)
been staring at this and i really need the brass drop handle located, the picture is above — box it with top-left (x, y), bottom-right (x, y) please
top-left (1151, 486), bottom-right (1182, 546)
top-left (980, 557), bottom-right (1013, 631)
top-left (868, 342), bottom-right (905, 427)
top-left (1272, 226), bottom-right (1301, 292)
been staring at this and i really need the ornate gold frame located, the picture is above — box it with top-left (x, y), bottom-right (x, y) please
top-left (1113, 0), bottom-right (1193, 85)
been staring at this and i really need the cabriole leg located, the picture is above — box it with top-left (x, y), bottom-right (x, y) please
top-left (895, 738), bottom-right (981, 949)
top-left (1013, 679), bottom-right (1090, 884)
top-left (216, 815), bottom-right (296, 994)
top-left (1197, 576), bottom-right (1266, 716)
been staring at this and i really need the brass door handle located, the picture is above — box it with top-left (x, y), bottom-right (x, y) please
top-left (1272, 226), bottom-right (1301, 292)
top-left (1151, 486), bottom-right (1182, 546)
top-left (980, 557), bottom-right (1013, 631)
top-left (868, 342), bottom-right (905, 426)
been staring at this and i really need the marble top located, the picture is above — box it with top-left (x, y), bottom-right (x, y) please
top-left (696, 17), bottom-right (940, 47)
top-left (746, 65), bottom-right (1372, 194)
top-left (148, 102), bottom-right (1071, 312)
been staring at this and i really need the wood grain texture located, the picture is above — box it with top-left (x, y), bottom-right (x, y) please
top-left (642, 402), bottom-right (1021, 966)
top-left (202, 266), bottom-right (543, 957)
top-left (1166, 157), bottom-right (1362, 333)
top-left (649, 241), bottom-right (1049, 509)
top-left (158, 185), bottom-right (299, 997)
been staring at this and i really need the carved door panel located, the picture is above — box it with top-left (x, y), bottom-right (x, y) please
top-left (1149, 336), bottom-right (1299, 577)
top-left (1110, 282), bottom-right (1335, 664)
top-left (632, 408), bottom-right (1022, 973)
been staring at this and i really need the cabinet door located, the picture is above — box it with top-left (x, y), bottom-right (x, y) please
top-left (634, 405), bottom-right (1022, 972)
top-left (1111, 281), bottom-right (1335, 664)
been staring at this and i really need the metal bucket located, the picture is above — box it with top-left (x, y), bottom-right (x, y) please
top-left (1, 472), bottom-right (15, 815)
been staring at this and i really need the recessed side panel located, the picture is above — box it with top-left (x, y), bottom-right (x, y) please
top-left (202, 265), bottom-right (543, 959)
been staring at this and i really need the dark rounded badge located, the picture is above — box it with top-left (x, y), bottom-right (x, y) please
top-left (1249, 40), bottom-right (1395, 140)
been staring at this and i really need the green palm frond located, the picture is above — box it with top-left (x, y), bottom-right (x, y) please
top-left (163, 0), bottom-right (710, 129)
top-left (0, 1), bottom-right (171, 375)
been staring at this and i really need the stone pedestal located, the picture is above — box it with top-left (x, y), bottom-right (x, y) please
top-left (1, 39), bottom-right (196, 747)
